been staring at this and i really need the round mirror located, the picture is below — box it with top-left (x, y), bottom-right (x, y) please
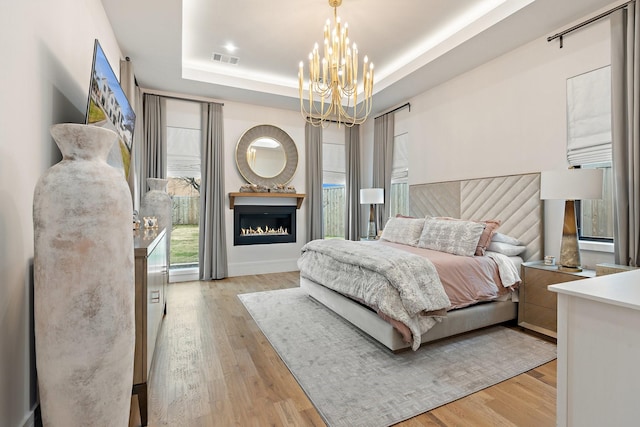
top-left (246, 137), bottom-right (286, 178)
top-left (236, 125), bottom-right (298, 186)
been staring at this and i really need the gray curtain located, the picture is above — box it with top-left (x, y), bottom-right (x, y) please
top-left (132, 86), bottom-right (144, 211)
top-left (199, 103), bottom-right (228, 280)
top-left (345, 125), bottom-right (361, 240)
top-left (305, 122), bottom-right (324, 241)
top-left (611, 4), bottom-right (640, 267)
top-left (142, 94), bottom-right (166, 195)
top-left (373, 114), bottom-right (395, 231)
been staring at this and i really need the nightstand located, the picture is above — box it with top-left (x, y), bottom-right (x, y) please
top-left (518, 261), bottom-right (595, 338)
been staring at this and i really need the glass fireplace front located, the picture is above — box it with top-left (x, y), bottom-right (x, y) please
top-left (233, 205), bottom-right (296, 245)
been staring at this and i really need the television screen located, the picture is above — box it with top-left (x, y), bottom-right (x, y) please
top-left (85, 39), bottom-right (136, 178)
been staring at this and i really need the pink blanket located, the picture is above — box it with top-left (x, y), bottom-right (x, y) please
top-left (378, 241), bottom-right (515, 309)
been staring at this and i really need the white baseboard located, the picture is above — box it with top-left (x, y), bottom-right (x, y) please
top-left (228, 258), bottom-right (299, 277)
top-left (169, 267), bottom-right (199, 283)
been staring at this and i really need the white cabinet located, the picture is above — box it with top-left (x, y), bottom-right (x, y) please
top-left (132, 228), bottom-right (168, 426)
top-left (549, 269), bottom-right (640, 427)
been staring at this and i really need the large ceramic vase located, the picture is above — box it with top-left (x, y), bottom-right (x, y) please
top-left (141, 177), bottom-right (171, 261)
top-left (33, 123), bottom-right (135, 426)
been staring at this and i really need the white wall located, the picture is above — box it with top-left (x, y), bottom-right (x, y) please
top-left (224, 102), bottom-right (307, 276)
top-left (361, 15), bottom-right (615, 268)
top-left (0, 1), bottom-right (123, 425)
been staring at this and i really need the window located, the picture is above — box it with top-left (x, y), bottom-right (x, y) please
top-left (165, 99), bottom-right (201, 269)
top-left (566, 67), bottom-right (613, 244)
top-left (322, 127), bottom-right (346, 239)
top-left (390, 132), bottom-right (409, 217)
top-left (577, 163), bottom-right (613, 241)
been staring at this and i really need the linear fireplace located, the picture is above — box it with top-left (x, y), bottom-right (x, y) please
top-left (233, 205), bottom-right (296, 245)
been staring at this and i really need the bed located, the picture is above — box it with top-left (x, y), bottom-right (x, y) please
top-left (298, 173), bottom-right (543, 351)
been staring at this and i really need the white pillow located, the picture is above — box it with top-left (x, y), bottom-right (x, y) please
top-left (487, 241), bottom-right (526, 256)
top-left (491, 232), bottom-right (522, 246)
top-left (380, 217), bottom-right (425, 246)
top-left (417, 217), bottom-right (486, 257)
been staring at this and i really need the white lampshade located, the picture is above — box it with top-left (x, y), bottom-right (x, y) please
top-left (360, 188), bottom-right (384, 205)
top-left (540, 169), bottom-right (603, 200)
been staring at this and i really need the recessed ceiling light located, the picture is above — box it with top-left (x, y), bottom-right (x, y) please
top-left (224, 43), bottom-right (237, 53)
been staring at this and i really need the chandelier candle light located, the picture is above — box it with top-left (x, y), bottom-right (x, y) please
top-left (299, 0), bottom-right (374, 127)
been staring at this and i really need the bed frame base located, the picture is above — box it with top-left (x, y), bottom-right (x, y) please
top-left (300, 277), bottom-right (518, 352)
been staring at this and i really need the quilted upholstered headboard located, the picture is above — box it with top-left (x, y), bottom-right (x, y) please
top-left (409, 173), bottom-right (543, 262)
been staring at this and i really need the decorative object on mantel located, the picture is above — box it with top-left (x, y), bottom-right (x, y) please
top-left (33, 123), bottom-right (134, 427)
top-left (239, 183), bottom-right (297, 193)
top-left (141, 177), bottom-right (171, 264)
top-left (239, 183), bottom-right (270, 193)
top-left (271, 184), bottom-right (297, 193)
top-left (298, 0), bottom-right (374, 127)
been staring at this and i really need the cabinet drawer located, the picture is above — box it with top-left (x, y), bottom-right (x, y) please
top-left (519, 263), bottom-right (594, 338)
top-left (523, 281), bottom-right (557, 309)
top-left (520, 303), bottom-right (557, 334)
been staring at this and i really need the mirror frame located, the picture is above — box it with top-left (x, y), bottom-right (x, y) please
top-left (235, 124), bottom-right (298, 186)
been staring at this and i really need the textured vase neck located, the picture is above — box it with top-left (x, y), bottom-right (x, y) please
top-left (147, 178), bottom-right (168, 192)
top-left (50, 123), bottom-right (117, 162)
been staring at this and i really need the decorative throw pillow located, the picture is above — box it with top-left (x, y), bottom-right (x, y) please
top-left (491, 232), bottom-right (523, 246)
top-left (475, 219), bottom-right (501, 256)
top-left (380, 217), bottom-right (425, 246)
top-left (487, 241), bottom-right (527, 256)
top-left (437, 217), bottom-right (501, 256)
top-left (418, 217), bottom-right (486, 257)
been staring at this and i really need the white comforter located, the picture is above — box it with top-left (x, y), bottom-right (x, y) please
top-left (298, 239), bottom-right (451, 350)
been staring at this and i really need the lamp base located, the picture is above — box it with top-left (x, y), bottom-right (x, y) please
top-left (558, 265), bottom-right (583, 272)
top-left (367, 203), bottom-right (377, 239)
top-left (367, 221), bottom-right (377, 240)
top-left (558, 200), bottom-right (582, 272)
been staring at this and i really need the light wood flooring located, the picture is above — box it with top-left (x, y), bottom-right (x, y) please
top-left (129, 272), bottom-right (557, 427)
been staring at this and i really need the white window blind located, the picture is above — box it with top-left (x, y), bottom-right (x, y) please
top-left (391, 132), bottom-right (409, 181)
top-left (566, 65), bottom-right (612, 165)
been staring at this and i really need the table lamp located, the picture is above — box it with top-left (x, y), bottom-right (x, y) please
top-left (360, 188), bottom-right (384, 239)
top-left (540, 168), bottom-right (603, 272)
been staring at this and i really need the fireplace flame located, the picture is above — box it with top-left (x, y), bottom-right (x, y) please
top-left (240, 225), bottom-right (289, 236)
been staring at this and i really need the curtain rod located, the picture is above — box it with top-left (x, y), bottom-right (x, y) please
top-left (547, 0), bottom-right (635, 48)
top-left (375, 102), bottom-right (411, 119)
top-left (141, 87), bottom-right (224, 106)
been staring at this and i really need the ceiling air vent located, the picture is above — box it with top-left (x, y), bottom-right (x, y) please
top-left (211, 52), bottom-right (240, 65)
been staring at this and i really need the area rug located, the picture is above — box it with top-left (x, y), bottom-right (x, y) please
top-left (238, 288), bottom-right (557, 427)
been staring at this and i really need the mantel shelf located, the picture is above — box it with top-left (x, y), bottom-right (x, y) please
top-left (229, 192), bottom-right (305, 209)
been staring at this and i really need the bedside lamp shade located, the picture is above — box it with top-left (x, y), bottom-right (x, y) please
top-left (540, 169), bottom-right (603, 200)
top-left (360, 188), bottom-right (384, 205)
top-left (540, 168), bottom-right (603, 272)
top-left (360, 188), bottom-right (384, 239)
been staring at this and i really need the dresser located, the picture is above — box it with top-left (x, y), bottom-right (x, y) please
top-left (133, 228), bottom-right (168, 426)
top-left (518, 261), bottom-right (594, 338)
top-left (549, 269), bottom-right (640, 426)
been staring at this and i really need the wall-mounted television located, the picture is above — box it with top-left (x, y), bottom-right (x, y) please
top-left (85, 39), bottom-right (136, 178)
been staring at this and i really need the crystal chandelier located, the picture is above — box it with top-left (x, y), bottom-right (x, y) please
top-left (298, 0), bottom-right (374, 127)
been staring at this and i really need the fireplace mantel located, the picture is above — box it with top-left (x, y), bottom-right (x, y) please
top-left (228, 192), bottom-right (305, 209)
